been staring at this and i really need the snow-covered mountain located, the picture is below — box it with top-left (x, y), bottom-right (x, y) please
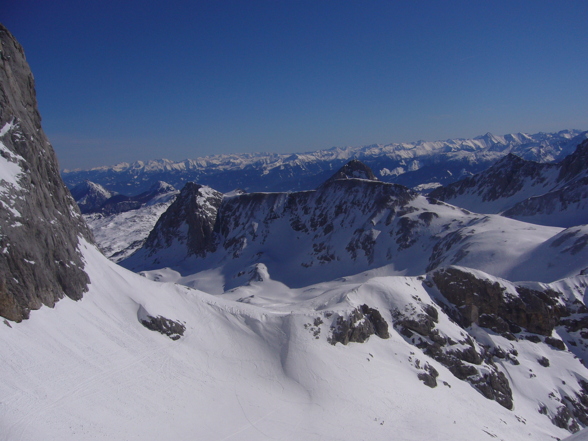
top-left (122, 162), bottom-right (587, 290)
top-left (77, 181), bottom-right (179, 262)
top-left (4, 22), bottom-right (588, 441)
top-left (61, 129), bottom-right (588, 195)
top-left (430, 139), bottom-right (588, 227)
top-left (73, 180), bottom-right (177, 215)
top-left (70, 180), bottom-right (116, 214)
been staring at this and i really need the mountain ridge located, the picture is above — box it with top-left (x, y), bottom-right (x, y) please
top-left (430, 139), bottom-right (588, 227)
top-left (122, 162), bottom-right (588, 291)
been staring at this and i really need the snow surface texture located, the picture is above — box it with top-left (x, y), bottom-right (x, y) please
top-left (2, 240), bottom-right (588, 440)
top-left (565, 428), bottom-right (588, 440)
top-left (61, 129), bottom-right (588, 194)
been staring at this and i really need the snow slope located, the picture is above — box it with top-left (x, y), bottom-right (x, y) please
top-left (80, 181), bottom-right (179, 261)
top-left (85, 201), bottom-right (174, 262)
top-left (2, 241), bottom-right (586, 440)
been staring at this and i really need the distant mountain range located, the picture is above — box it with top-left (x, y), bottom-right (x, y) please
top-left (76, 139), bottom-right (588, 265)
top-left (62, 129), bottom-right (588, 195)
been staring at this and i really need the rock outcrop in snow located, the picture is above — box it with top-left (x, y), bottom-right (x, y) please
top-left (140, 182), bottom-right (223, 262)
top-left (0, 24), bottom-right (92, 321)
top-left (323, 158), bottom-right (378, 183)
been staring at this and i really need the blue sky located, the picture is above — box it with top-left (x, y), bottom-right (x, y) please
top-left (4, 0), bottom-right (588, 170)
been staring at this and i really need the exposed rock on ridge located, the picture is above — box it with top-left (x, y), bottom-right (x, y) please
top-left (0, 24), bottom-right (92, 321)
top-left (430, 267), bottom-right (564, 336)
top-left (323, 159), bottom-right (378, 184)
top-left (141, 182), bottom-right (222, 261)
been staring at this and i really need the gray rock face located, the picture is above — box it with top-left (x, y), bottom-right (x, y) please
top-left (391, 289), bottom-right (515, 410)
top-left (328, 304), bottom-right (390, 345)
top-left (431, 267), bottom-right (563, 336)
top-left (0, 24), bottom-right (92, 321)
top-left (141, 182), bottom-right (222, 260)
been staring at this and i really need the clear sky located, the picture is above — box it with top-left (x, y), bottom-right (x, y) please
top-left (4, 0), bottom-right (588, 170)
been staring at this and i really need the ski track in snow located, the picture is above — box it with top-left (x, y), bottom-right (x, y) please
top-left (6, 338), bottom-right (175, 441)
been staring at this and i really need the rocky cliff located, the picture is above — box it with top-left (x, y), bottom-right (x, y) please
top-left (0, 24), bottom-right (92, 321)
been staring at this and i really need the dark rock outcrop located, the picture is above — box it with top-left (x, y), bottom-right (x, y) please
top-left (417, 362), bottom-right (439, 388)
top-left (328, 304), bottom-right (390, 345)
top-left (392, 298), bottom-right (515, 410)
top-left (0, 24), bottom-right (93, 322)
top-left (431, 267), bottom-right (563, 336)
top-left (138, 306), bottom-right (185, 340)
top-left (140, 182), bottom-right (222, 259)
